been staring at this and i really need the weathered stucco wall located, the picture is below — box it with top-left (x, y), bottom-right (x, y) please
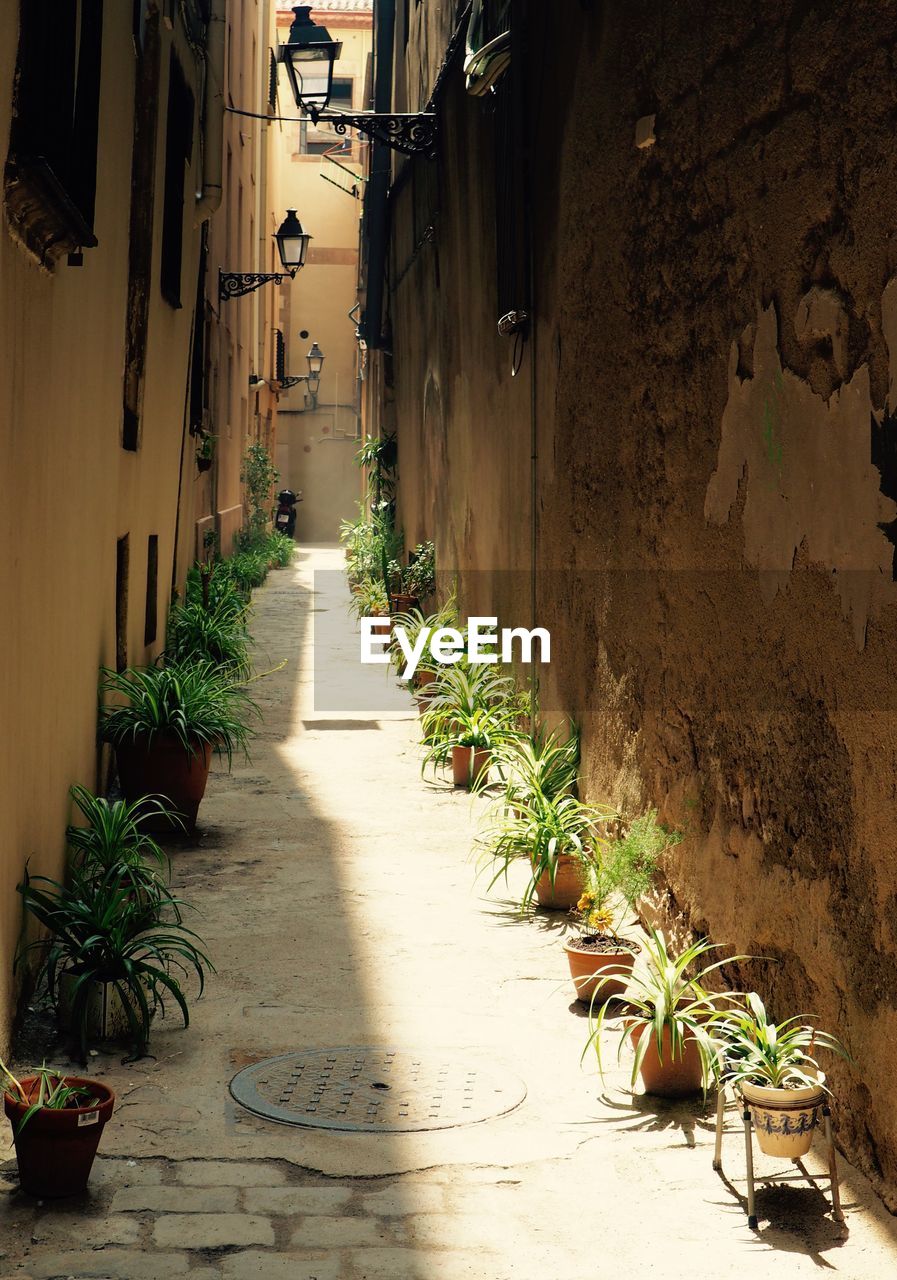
top-left (386, 0), bottom-right (897, 1208)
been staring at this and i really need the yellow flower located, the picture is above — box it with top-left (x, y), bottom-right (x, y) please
top-left (576, 893), bottom-right (594, 912)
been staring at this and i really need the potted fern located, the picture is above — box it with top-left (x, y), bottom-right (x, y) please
top-left (1, 1061), bottom-right (115, 1197)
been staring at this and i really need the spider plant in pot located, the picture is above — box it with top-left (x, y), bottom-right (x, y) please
top-left (490, 721), bottom-right (580, 812)
top-left (100, 659), bottom-right (259, 829)
top-left (583, 926), bottom-right (746, 1098)
top-left (420, 664), bottom-right (520, 789)
top-left (17, 863), bottom-right (213, 1061)
top-left (164, 596), bottom-right (252, 678)
top-left (563, 811), bottom-right (677, 1003)
top-left (710, 992), bottom-right (850, 1157)
top-left (348, 576), bottom-right (390, 620)
top-left (65, 784), bottom-right (180, 907)
top-left (1, 1060), bottom-right (115, 1198)
top-left (479, 791), bottom-right (615, 912)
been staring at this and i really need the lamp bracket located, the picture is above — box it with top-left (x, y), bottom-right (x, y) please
top-left (219, 269), bottom-right (295, 302)
top-left (278, 375), bottom-right (307, 390)
top-left (309, 110), bottom-right (437, 158)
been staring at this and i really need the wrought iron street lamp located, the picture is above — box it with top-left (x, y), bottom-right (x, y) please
top-left (277, 333), bottom-right (326, 402)
top-left (278, 6), bottom-right (436, 158)
top-left (219, 209), bottom-right (312, 302)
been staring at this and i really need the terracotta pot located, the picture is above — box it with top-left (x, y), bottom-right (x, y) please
top-left (563, 935), bottom-right (638, 1001)
top-left (115, 734), bottom-right (212, 830)
top-left (535, 855), bottom-right (586, 910)
top-left (741, 1077), bottom-right (826, 1158)
top-left (413, 668), bottom-right (437, 689)
top-left (631, 1024), bottom-right (705, 1098)
top-left (389, 592), bottom-right (420, 614)
top-left (451, 745), bottom-right (489, 788)
top-left (4, 1077), bottom-right (115, 1198)
top-left (416, 691), bottom-right (435, 718)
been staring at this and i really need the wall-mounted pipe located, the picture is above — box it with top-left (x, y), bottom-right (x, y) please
top-left (194, 0), bottom-right (225, 224)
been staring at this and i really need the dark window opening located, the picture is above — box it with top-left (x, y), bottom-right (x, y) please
top-left (5, 0), bottom-right (105, 261)
top-left (161, 51), bottom-right (195, 308)
top-left (115, 536), bottom-right (130, 673)
top-left (144, 535), bottom-right (159, 645)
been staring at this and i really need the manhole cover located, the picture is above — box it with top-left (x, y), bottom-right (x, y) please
top-left (229, 1048), bottom-right (527, 1132)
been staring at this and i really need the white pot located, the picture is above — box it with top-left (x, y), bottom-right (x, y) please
top-left (57, 972), bottom-right (142, 1041)
top-left (741, 1075), bottom-right (826, 1157)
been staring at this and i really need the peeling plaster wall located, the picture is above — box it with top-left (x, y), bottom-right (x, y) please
top-left (386, 1), bottom-right (897, 1208)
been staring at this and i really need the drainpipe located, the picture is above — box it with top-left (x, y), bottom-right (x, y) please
top-left (360, 0), bottom-right (396, 349)
top-left (195, 0), bottom-right (226, 224)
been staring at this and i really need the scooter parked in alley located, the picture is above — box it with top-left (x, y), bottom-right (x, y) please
top-left (275, 489), bottom-right (302, 539)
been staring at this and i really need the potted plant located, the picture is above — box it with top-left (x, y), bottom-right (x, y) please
top-left (1, 1061), bottom-right (115, 1197)
top-left (386, 540), bottom-right (436, 613)
top-left (480, 790), bottom-right (614, 911)
top-left (420, 664), bottom-right (520, 789)
top-left (165, 596), bottom-right (252, 678)
top-left (100, 659), bottom-right (258, 829)
top-left (583, 927), bottom-right (745, 1098)
top-left (349, 577), bottom-right (390, 620)
top-left (563, 811), bottom-right (678, 1002)
top-left (195, 432), bottom-right (215, 473)
top-left (17, 862), bottom-right (213, 1060)
top-left (490, 721), bottom-right (580, 810)
top-left (711, 992), bottom-right (850, 1157)
top-left (65, 784), bottom-right (177, 901)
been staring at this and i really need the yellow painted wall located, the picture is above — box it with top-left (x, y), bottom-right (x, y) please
top-left (0, 5), bottom-right (209, 1053)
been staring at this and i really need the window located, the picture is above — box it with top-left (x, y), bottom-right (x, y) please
top-left (5, 0), bottom-right (104, 264)
top-left (161, 52), bottom-right (195, 308)
top-left (144, 535), bottom-right (159, 645)
top-left (115, 536), bottom-right (130, 673)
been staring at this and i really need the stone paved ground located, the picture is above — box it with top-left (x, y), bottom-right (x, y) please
top-left (3, 547), bottom-right (897, 1279)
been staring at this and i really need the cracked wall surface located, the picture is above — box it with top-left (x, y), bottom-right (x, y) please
top-left (388, 0), bottom-right (897, 1209)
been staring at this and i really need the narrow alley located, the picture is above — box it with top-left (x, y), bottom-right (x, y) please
top-left (3, 550), bottom-right (897, 1280)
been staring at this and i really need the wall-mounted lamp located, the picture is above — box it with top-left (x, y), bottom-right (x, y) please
top-left (275, 331), bottom-right (326, 405)
top-left (278, 6), bottom-right (436, 157)
top-left (219, 209), bottom-right (312, 301)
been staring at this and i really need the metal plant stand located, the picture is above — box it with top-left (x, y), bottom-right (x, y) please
top-left (712, 1086), bottom-right (845, 1229)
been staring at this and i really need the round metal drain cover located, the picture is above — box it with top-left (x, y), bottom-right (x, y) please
top-left (229, 1047), bottom-right (527, 1132)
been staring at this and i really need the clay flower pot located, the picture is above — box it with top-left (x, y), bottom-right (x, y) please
top-left (115, 734), bottom-right (212, 830)
top-left (4, 1077), bottom-right (115, 1198)
top-left (451, 745), bottom-right (489, 788)
top-left (389, 592), bottom-right (420, 614)
top-left (562, 934), bottom-right (639, 1001)
top-left (535, 855), bottom-right (586, 910)
top-left (741, 1077), bottom-right (826, 1158)
top-left (631, 1024), bottom-right (705, 1098)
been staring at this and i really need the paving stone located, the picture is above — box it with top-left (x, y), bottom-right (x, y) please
top-left (361, 1184), bottom-right (447, 1215)
top-left (153, 1213), bottom-right (275, 1249)
top-left (89, 1159), bottom-right (167, 1187)
top-left (242, 1186), bottom-right (351, 1215)
top-left (28, 1249), bottom-right (190, 1279)
top-left (346, 1247), bottom-right (505, 1279)
top-left (220, 1250), bottom-right (342, 1280)
top-left (401, 1211), bottom-right (525, 1251)
top-left (111, 1185), bottom-right (238, 1213)
top-left (29, 1214), bottom-right (141, 1247)
top-left (289, 1215), bottom-right (387, 1247)
top-left (174, 1161), bottom-right (287, 1187)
